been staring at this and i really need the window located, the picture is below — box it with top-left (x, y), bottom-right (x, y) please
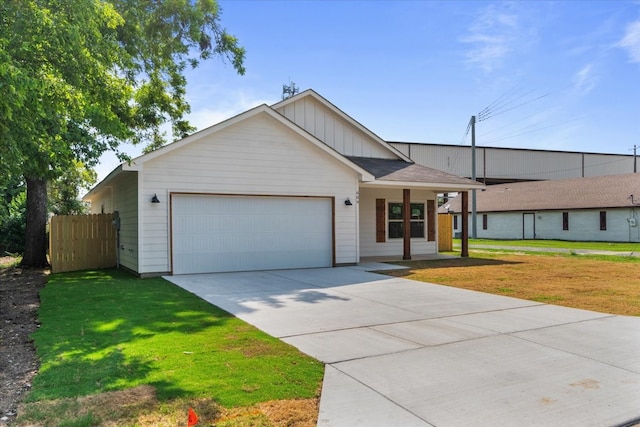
top-left (482, 214), bottom-right (488, 230)
top-left (600, 211), bottom-right (607, 231)
top-left (562, 212), bottom-right (569, 230)
top-left (453, 215), bottom-right (458, 230)
top-left (388, 202), bottom-right (425, 239)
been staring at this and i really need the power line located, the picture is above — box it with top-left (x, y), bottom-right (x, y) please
top-left (477, 92), bottom-right (551, 122)
top-left (477, 86), bottom-right (529, 118)
top-left (479, 116), bottom-right (582, 144)
top-left (479, 108), bottom-right (557, 139)
top-left (447, 119), bottom-right (474, 173)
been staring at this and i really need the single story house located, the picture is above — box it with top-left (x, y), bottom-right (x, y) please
top-left (84, 90), bottom-right (483, 276)
top-left (441, 173), bottom-right (640, 242)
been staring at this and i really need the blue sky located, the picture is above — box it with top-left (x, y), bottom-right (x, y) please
top-left (96, 0), bottom-right (640, 180)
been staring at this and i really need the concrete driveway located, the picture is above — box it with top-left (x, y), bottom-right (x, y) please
top-left (165, 265), bottom-right (640, 427)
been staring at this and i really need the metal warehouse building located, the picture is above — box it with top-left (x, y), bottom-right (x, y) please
top-left (390, 142), bottom-right (637, 184)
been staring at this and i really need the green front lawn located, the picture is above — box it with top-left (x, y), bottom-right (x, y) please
top-left (28, 270), bottom-right (323, 408)
top-left (454, 239), bottom-right (640, 252)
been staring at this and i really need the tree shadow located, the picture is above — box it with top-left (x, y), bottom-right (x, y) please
top-left (382, 257), bottom-right (523, 276)
top-left (29, 268), bottom-right (301, 405)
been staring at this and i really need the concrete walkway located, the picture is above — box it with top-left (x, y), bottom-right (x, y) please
top-left (165, 266), bottom-right (640, 427)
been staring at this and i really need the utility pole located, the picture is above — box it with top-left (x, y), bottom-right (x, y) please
top-left (634, 145), bottom-right (637, 173)
top-left (470, 115), bottom-right (477, 239)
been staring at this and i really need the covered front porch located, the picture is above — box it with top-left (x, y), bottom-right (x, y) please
top-left (358, 187), bottom-right (473, 260)
top-left (350, 156), bottom-right (482, 262)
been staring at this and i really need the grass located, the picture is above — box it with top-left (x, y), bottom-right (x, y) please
top-left (19, 269), bottom-right (323, 426)
top-left (0, 254), bottom-right (21, 268)
top-left (387, 251), bottom-right (640, 316)
top-left (455, 238), bottom-right (640, 252)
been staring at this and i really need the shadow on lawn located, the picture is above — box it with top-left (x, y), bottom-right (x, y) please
top-left (388, 256), bottom-right (523, 274)
top-left (28, 269), bottom-right (235, 402)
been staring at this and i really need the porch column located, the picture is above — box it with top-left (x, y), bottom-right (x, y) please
top-left (403, 188), bottom-right (411, 260)
top-left (461, 191), bottom-right (469, 258)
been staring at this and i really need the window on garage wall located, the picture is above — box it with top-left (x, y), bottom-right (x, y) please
top-left (563, 212), bottom-right (569, 230)
top-left (600, 211), bottom-right (607, 230)
top-left (482, 214), bottom-right (488, 230)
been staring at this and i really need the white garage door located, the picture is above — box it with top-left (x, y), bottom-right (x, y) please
top-left (172, 194), bottom-right (333, 274)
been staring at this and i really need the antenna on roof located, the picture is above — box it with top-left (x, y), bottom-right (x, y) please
top-left (282, 80), bottom-right (299, 100)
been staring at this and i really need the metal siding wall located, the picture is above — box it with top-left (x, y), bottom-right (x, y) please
top-left (583, 154), bottom-right (635, 177)
top-left (390, 143), bottom-right (635, 181)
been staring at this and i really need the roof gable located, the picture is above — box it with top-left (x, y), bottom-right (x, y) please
top-left (273, 90), bottom-right (411, 162)
top-left (86, 90), bottom-right (484, 197)
top-left (121, 104), bottom-right (374, 181)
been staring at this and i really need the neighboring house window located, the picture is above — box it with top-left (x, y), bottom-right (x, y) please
top-left (453, 215), bottom-right (458, 230)
top-left (388, 202), bottom-right (425, 239)
top-left (562, 212), bottom-right (569, 230)
top-left (600, 211), bottom-right (607, 230)
top-left (482, 214), bottom-right (488, 230)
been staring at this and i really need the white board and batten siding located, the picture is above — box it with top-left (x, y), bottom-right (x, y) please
top-left (275, 96), bottom-right (397, 159)
top-left (359, 187), bottom-right (438, 257)
top-left (139, 112), bottom-right (359, 274)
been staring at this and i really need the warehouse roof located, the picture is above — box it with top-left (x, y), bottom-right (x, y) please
top-left (442, 173), bottom-right (640, 213)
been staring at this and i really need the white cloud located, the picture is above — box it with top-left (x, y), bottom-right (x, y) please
top-left (618, 19), bottom-right (640, 63)
top-left (573, 63), bottom-right (596, 95)
top-left (187, 93), bottom-right (269, 131)
top-left (460, 3), bottom-right (520, 72)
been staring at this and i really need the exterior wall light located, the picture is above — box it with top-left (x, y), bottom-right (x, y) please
top-left (151, 193), bottom-right (160, 203)
top-left (344, 198), bottom-right (353, 206)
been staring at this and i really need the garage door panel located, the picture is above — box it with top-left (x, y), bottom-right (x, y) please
top-left (172, 195), bottom-right (333, 274)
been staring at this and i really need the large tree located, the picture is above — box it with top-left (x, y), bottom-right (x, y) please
top-left (0, 0), bottom-right (245, 267)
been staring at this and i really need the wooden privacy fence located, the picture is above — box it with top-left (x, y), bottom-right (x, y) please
top-left (438, 213), bottom-right (453, 252)
top-left (49, 213), bottom-right (117, 273)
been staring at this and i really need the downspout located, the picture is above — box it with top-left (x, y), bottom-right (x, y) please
top-left (112, 211), bottom-right (120, 269)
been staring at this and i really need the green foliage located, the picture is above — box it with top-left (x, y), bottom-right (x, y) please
top-left (1, 0), bottom-right (245, 177)
top-left (1, 0), bottom-right (245, 266)
top-left (49, 160), bottom-right (97, 215)
top-left (456, 239), bottom-right (640, 252)
top-left (0, 175), bottom-right (27, 254)
top-left (0, 161), bottom-right (96, 255)
top-left (29, 270), bottom-right (323, 407)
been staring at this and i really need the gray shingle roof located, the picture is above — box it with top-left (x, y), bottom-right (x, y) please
top-left (347, 156), bottom-right (481, 186)
top-left (442, 173), bottom-right (640, 213)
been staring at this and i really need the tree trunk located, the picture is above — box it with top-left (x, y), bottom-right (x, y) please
top-left (21, 176), bottom-right (50, 268)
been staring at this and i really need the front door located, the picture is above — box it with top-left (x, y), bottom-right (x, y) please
top-left (523, 213), bottom-right (535, 239)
